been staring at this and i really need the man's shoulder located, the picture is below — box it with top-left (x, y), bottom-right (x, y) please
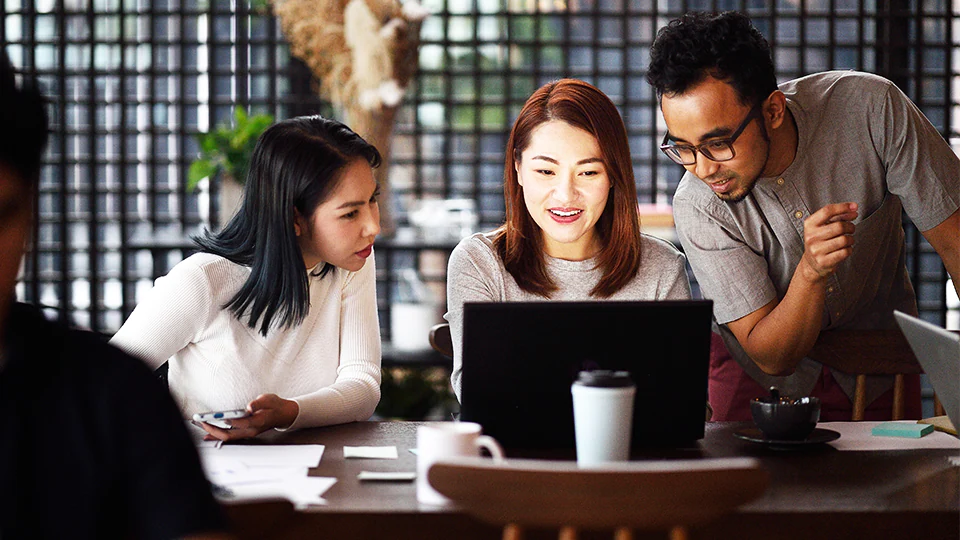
top-left (673, 174), bottom-right (730, 221)
top-left (783, 71), bottom-right (893, 106)
top-left (7, 303), bottom-right (159, 383)
top-left (674, 173), bottom-right (710, 203)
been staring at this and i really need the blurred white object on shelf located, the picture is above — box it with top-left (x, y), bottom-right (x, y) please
top-left (408, 199), bottom-right (478, 242)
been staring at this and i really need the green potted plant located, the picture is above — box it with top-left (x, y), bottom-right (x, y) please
top-left (188, 106), bottom-right (274, 226)
top-left (375, 366), bottom-right (456, 420)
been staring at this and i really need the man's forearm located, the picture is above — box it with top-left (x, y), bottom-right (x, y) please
top-left (737, 265), bottom-right (827, 375)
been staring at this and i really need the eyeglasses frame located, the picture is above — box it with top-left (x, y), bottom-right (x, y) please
top-left (659, 102), bottom-right (764, 166)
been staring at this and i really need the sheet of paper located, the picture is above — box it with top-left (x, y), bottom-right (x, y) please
top-left (343, 446), bottom-right (398, 459)
top-left (208, 466), bottom-right (308, 486)
top-left (199, 444), bottom-right (325, 469)
top-left (824, 421), bottom-right (960, 451)
top-left (222, 477), bottom-right (337, 509)
top-left (197, 444), bottom-right (330, 509)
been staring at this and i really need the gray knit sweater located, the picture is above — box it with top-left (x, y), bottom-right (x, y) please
top-left (445, 232), bottom-right (691, 401)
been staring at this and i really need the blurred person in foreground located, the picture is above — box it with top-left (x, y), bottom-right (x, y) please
top-left (0, 52), bottom-right (228, 539)
top-left (647, 11), bottom-right (960, 420)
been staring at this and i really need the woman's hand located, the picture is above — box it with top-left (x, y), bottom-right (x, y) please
top-left (197, 394), bottom-right (300, 442)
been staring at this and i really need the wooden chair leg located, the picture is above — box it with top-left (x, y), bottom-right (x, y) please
top-left (558, 526), bottom-right (577, 540)
top-left (892, 373), bottom-right (905, 420)
top-left (853, 374), bottom-right (867, 421)
top-left (503, 524), bottom-right (523, 540)
top-left (613, 527), bottom-right (632, 540)
top-left (669, 526), bottom-right (689, 540)
top-left (934, 394), bottom-right (946, 417)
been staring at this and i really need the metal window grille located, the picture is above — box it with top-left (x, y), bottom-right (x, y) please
top-left (6, 0), bottom-right (958, 338)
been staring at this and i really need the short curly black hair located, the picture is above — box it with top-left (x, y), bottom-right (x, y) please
top-left (646, 11), bottom-right (778, 107)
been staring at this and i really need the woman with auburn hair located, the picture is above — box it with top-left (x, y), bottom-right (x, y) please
top-left (446, 78), bottom-right (692, 401)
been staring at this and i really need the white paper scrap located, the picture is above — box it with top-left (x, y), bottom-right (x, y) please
top-left (357, 471), bottom-right (416, 481)
top-left (344, 446), bottom-right (398, 459)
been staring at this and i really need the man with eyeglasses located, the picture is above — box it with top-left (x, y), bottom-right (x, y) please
top-left (647, 11), bottom-right (960, 421)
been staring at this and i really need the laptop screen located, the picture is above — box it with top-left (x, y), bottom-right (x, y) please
top-left (459, 300), bottom-right (713, 453)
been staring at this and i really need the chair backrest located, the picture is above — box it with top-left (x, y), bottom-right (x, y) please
top-left (807, 329), bottom-right (927, 420)
top-left (429, 322), bottom-right (453, 358)
top-left (428, 456), bottom-right (768, 539)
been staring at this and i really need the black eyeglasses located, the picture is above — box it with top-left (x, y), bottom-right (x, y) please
top-left (659, 103), bottom-right (763, 166)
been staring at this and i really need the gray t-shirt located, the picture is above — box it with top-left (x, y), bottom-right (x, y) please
top-left (673, 71), bottom-right (960, 404)
top-left (445, 231), bottom-right (692, 401)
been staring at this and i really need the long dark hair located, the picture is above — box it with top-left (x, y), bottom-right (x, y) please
top-left (493, 78), bottom-right (642, 298)
top-left (194, 115), bottom-right (381, 336)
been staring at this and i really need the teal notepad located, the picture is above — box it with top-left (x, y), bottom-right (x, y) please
top-left (871, 422), bottom-right (934, 438)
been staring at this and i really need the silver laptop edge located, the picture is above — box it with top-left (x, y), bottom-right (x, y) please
top-left (893, 310), bottom-right (960, 429)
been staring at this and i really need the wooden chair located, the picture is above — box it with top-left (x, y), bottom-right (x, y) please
top-left (807, 329), bottom-right (945, 420)
top-left (428, 456), bottom-right (769, 540)
top-left (429, 322), bottom-right (453, 358)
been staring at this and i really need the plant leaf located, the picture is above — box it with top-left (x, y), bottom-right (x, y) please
top-left (187, 107), bottom-right (274, 188)
top-left (234, 106), bottom-right (247, 124)
top-left (187, 160), bottom-right (218, 191)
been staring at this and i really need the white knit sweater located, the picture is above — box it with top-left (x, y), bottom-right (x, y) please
top-left (110, 252), bottom-right (382, 430)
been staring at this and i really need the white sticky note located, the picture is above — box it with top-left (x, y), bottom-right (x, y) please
top-left (343, 446), bottom-right (399, 459)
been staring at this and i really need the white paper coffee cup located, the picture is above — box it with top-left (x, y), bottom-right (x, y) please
top-left (571, 370), bottom-right (635, 467)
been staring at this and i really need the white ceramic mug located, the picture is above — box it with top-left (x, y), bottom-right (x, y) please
top-left (571, 370), bottom-right (636, 467)
top-left (416, 422), bottom-right (504, 505)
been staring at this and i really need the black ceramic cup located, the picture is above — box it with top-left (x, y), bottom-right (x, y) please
top-left (750, 390), bottom-right (821, 441)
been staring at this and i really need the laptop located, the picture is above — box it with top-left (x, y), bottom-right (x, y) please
top-left (893, 310), bottom-right (960, 429)
top-left (459, 300), bottom-right (713, 454)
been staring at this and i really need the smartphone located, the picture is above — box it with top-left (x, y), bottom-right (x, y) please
top-left (193, 408), bottom-right (250, 429)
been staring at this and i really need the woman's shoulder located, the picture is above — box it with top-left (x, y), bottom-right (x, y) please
top-left (449, 232), bottom-right (503, 273)
top-left (174, 252), bottom-right (242, 274)
top-left (452, 231), bottom-right (499, 259)
top-left (639, 233), bottom-right (684, 262)
top-left (164, 252), bottom-right (248, 291)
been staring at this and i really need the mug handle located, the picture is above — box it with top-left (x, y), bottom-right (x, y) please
top-left (476, 435), bottom-right (505, 463)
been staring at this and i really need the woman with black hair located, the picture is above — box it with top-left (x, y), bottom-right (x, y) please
top-left (112, 115), bottom-right (382, 441)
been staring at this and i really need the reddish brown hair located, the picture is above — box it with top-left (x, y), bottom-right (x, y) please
top-left (493, 78), bottom-right (642, 297)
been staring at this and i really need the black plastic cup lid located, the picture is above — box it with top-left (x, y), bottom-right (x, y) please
top-left (574, 370), bottom-right (633, 388)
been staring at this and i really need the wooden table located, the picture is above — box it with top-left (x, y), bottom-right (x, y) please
top-left (222, 421), bottom-right (958, 539)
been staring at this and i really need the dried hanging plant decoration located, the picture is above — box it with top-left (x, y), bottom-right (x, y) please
top-left (272, 0), bottom-right (429, 233)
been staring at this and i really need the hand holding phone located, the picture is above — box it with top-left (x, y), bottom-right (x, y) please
top-left (193, 408), bottom-right (250, 429)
